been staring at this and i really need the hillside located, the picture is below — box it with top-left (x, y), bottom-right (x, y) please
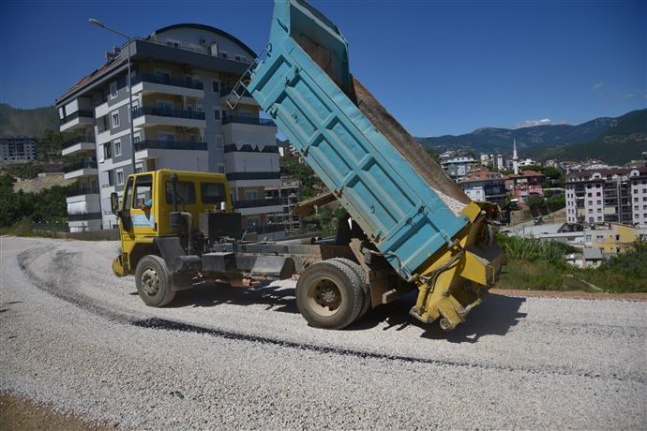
top-left (530, 110), bottom-right (647, 165)
top-left (419, 109), bottom-right (646, 165)
top-left (0, 104), bottom-right (58, 137)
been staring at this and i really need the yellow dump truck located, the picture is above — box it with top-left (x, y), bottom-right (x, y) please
top-left (111, 0), bottom-right (503, 331)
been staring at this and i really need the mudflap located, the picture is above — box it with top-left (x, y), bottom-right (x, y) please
top-left (112, 254), bottom-right (127, 277)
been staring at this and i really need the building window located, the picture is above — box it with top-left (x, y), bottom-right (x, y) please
top-left (104, 142), bottom-right (112, 159)
top-left (116, 169), bottom-right (125, 186)
top-left (110, 82), bottom-right (118, 99)
top-left (214, 110), bottom-right (220, 120)
top-left (114, 140), bottom-right (122, 157)
top-left (212, 81), bottom-right (220, 93)
top-left (111, 111), bottom-right (120, 128)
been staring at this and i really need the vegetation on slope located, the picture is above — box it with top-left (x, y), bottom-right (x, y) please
top-left (497, 235), bottom-right (647, 293)
top-left (0, 174), bottom-right (68, 229)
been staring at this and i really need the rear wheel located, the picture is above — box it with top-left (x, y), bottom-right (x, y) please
top-left (296, 260), bottom-right (363, 329)
top-left (135, 255), bottom-right (176, 307)
top-left (327, 258), bottom-right (371, 320)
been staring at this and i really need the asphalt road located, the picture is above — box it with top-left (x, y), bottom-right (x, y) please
top-left (1, 236), bottom-right (645, 430)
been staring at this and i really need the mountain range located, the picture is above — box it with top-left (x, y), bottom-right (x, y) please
top-left (418, 109), bottom-right (646, 165)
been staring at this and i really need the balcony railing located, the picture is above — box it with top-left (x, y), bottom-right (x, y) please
top-left (60, 110), bottom-right (94, 125)
top-left (63, 161), bottom-right (98, 173)
top-left (226, 172), bottom-right (281, 181)
top-left (131, 73), bottom-right (203, 90)
top-left (224, 144), bottom-right (279, 154)
top-left (68, 212), bottom-right (102, 222)
top-left (132, 106), bottom-right (206, 120)
top-left (135, 140), bottom-right (207, 151)
top-left (233, 198), bottom-right (283, 209)
top-left (222, 115), bottom-right (275, 127)
top-left (66, 185), bottom-right (100, 197)
top-left (62, 135), bottom-right (96, 150)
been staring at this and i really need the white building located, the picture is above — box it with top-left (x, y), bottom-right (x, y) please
top-left (56, 23), bottom-right (282, 232)
top-left (0, 136), bottom-right (37, 163)
top-left (440, 152), bottom-right (477, 179)
top-left (565, 168), bottom-right (647, 225)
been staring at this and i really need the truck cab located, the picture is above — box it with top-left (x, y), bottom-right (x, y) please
top-left (111, 169), bottom-right (232, 278)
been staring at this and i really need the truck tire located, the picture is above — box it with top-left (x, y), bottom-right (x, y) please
top-left (135, 255), bottom-right (176, 307)
top-left (296, 260), bottom-right (363, 329)
top-left (327, 258), bottom-right (371, 320)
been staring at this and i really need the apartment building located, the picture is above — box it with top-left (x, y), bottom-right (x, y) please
top-left (457, 169), bottom-right (507, 207)
top-left (56, 23), bottom-right (281, 232)
top-left (505, 170), bottom-right (546, 203)
top-left (440, 152), bottom-right (477, 180)
top-left (565, 168), bottom-right (647, 225)
top-left (0, 136), bottom-right (37, 163)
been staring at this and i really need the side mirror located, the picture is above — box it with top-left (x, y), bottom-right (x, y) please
top-left (110, 192), bottom-right (121, 216)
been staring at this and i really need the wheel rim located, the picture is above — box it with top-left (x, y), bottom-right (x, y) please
top-left (141, 267), bottom-right (160, 297)
top-left (308, 277), bottom-right (341, 316)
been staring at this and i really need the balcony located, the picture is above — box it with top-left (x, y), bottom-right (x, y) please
top-left (66, 185), bottom-right (100, 198)
top-left (134, 140), bottom-right (208, 167)
top-left (68, 212), bottom-right (102, 222)
top-left (226, 172), bottom-right (280, 181)
top-left (220, 86), bottom-right (256, 106)
top-left (135, 140), bottom-right (207, 151)
top-left (132, 106), bottom-right (206, 129)
top-left (132, 73), bottom-right (204, 98)
top-left (222, 115), bottom-right (275, 127)
top-left (63, 161), bottom-right (98, 180)
top-left (60, 110), bottom-right (94, 132)
top-left (61, 135), bottom-right (96, 156)
top-left (224, 144), bottom-right (279, 154)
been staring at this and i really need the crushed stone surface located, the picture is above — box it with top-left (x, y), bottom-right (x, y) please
top-left (1, 236), bottom-right (645, 430)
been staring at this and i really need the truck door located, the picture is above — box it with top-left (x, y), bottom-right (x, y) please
top-left (128, 173), bottom-right (156, 238)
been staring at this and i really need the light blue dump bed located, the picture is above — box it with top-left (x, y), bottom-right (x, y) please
top-left (245, 0), bottom-right (470, 280)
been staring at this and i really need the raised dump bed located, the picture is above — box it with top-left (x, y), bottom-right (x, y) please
top-left (232, 0), bottom-right (503, 329)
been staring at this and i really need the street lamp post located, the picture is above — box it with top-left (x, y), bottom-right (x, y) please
top-left (89, 18), bottom-right (137, 172)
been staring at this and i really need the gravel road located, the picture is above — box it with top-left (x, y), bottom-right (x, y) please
top-left (1, 236), bottom-right (645, 430)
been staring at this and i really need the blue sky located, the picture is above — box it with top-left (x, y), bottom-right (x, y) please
top-left (1, 0), bottom-right (645, 137)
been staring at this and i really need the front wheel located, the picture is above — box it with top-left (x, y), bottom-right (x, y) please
top-left (135, 255), bottom-right (176, 307)
top-left (296, 260), bottom-right (363, 329)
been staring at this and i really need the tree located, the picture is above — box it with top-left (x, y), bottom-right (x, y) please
top-left (526, 194), bottom-right (547, 216)
top-left (0, 173), bottom-right (68, 228)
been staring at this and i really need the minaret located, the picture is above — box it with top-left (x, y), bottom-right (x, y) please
top-left (512, 139), bottom-right (519, 175)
